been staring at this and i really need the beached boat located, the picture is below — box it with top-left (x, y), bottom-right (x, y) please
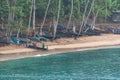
top-left (26, 43), bottom-right (48, 50)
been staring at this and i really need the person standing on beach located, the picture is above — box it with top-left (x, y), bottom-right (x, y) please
top-left (42, 43), bottom-right (45, 49)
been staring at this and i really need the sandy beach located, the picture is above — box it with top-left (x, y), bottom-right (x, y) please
top-left (0, 34), bottom-right (120, 61)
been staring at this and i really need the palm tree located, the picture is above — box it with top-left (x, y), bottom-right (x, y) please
top-left (66, 0), bottom-right (73, 31)
top-left (77, 0), bottom-right (96, 36)
top-left (39, 0), bottom-right (51, 35)
top-left (28, 0), bottom-right (33, 36)
top-left (83, 0), bottom-right (96, 29)
top-left (6, 0), bottom-right (16, 43)
top-left (32, 0), bottom-right (36, 36)
top-left (77, 0), bottom-right (90, 37)
top-left (53, 0), bottom-right (61, 40)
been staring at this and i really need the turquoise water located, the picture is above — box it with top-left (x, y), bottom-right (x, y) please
top-left (0, 48), bottom-right (120, 80)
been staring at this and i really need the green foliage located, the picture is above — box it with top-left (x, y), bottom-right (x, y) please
top-left (0, 0), bottom-right (8, 23)
top-left (0, 0), bottom-right (120, 29)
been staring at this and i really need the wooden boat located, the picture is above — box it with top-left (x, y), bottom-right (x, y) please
top-left (26, 43), bottom-right (48, 50)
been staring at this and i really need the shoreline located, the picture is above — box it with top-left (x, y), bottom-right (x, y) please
top-left (0, 34), bottom-right (120, 61)
top-left (0, 45), bottom-right (120, 62)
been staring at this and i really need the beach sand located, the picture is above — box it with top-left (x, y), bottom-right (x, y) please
top-left (0, 34), bottom-right (120, 61)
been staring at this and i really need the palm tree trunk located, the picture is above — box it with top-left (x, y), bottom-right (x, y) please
top-left (78, 0), bottom-right (89, 36)
top-left (92, 9), bottom-right (99, 30)
top-left (28, 0), bottom-right (33, 35)
top-left (49, 21), bottom-right (52, 32)
top-left (40, 0), bottom-right (51, 35)
top-left (66, 0), bottom-right (73, 31)
top-left (32, 0), bottom-right (36, 36)
top-left (78, 0), bottom-right (80, 19)
top-left (6, 0), bottom-right (15, 43)
top-left (53, 0), bottom-right (61, 40)
top-left (83, 0), bottom-right (96, 28)
top-left (105, 0), bottom-right (108, 23)
top-left (17, 20), bottom-right (23, 38)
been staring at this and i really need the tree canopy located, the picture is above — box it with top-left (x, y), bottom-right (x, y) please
top-left (0, 0), bottom-right (119, 30)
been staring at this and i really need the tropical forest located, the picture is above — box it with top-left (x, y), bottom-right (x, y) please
top-left (0, 0), bottom-right (120, 44)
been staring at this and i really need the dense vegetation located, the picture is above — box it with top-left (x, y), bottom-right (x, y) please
top-left (0, 0), bottom-right (120, 42)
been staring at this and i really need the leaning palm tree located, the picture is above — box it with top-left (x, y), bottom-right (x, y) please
top-left (77, 0), bottom-right (90, 37)
top-left (91, 6), bottom-right (99, 30)
top-left (78, 0), bottom-right (96, 36)
top-left (39, 0), bottom-right (51, 35)
top-left (53, 0), bottom-right (61, 40)
top-left (6, 0), bottom-right (16, 43)
top-left (83, 0), bottom-right (96, 29)
top-left (105, 0), bottom-right (108, 23)
top-left (27, 0), bottom-right (33, 36)
top-left (66, 0), bottom-right (73, 31)
top-left (32, 0), bottom-right (36, 36)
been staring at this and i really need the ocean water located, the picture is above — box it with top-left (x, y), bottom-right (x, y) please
top-left (0, 48), bottom-right (120, 80)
